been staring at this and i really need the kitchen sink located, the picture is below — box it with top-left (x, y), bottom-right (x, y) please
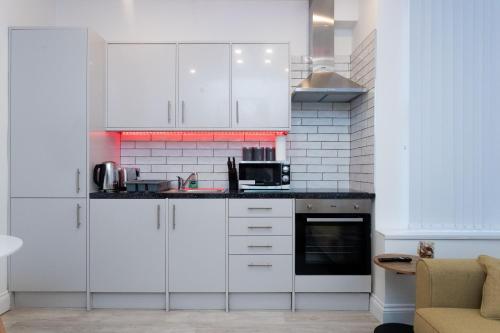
top-left (164, 188), bottom-right (226, 193)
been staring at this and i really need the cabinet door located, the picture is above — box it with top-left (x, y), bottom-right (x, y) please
top-left (169, 199), bottom-right (226, 292)
top-left (232, 44), bottom-right (290, 129)
top-left (10, 198), bottom-right (87, 291)
top-left (178, 44), bottom-right (230, 128)
top-left (107, 43), bottom-right (176, 129)
top-left (9, 29), bottom-right (87, 197)
top-left (90, 199), bottom-right (166, 292)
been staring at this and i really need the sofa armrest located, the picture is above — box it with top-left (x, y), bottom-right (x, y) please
top-left (416, 259), bottom-right (485, 309)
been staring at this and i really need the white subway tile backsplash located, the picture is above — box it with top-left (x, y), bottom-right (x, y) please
top-left (301, 118), bottom-right (333, 126)
top-left (136, 157), bottom-right (166, 164)
top-left (121, 149), bottom-right (150, 157)
top-left (307, 134), bottom-right (339, 142)
top-left (121, 157), bottom-right (135, 165)
top-left (182, 149), bottom-right (213, 157)
top-left (349, 30), bottom-right (376, 193)
top-left (291, 173), bottom-right (323, 181)
top-left (135, 141), bottom-right (165, 149)
top-left (151, 149), bottom-right (183, 157)
top-left (121, 142), bottom-right (135, 148)
top-left (167, 157), bottom-right (198, 164)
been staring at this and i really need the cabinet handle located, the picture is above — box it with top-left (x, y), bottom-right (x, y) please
top-left (247, 207), bottom-right (272, 210)
top-left (76, 204), bottom-right (81, 228)
top-left (248, 263), bottom-right (272, 267)
top-left (236, 100), bottom-right (239, 123)
top-left (76, 169), bottom-right (80, 193)
top-left (247, 245), bottom-right (273, 248)
top-left (172, 204), bottom-right (176, 230)
top-left (167, 101), bottom-right (171, 123)
top-left (181, 101), bottom-right (185, 123)
top-left (247, 226), bottom-right (272, 229)
top-left (157, 204), bottom-right (161, 229)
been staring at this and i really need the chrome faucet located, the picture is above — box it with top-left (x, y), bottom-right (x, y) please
top-left (177, 173), bottom-right (198, 190)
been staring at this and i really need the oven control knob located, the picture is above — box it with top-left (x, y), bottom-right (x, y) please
top-left (282, 175), bottom-right (290, 183)
top-left (306, 203), bottom-right (313, 210)
top-left (282, 165), bottom-right (290, 173)
top-left (354, 204), bottom-right (360, 210)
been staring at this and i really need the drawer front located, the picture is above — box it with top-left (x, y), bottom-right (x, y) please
top-left (229, 218), bottom-right (292, 236)
top-left (229, 236), bottom-right (292, 255)
top-left (229, 255), bottom-right (293, 292)
top-left (229, 199), bottom-right (293, 218)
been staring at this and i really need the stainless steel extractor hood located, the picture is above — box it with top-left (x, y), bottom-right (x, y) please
top-left (292, 0), bottom-right (367, 103)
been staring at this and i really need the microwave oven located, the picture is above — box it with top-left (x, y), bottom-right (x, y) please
top-left (238, 161), bottom-right (290, 190)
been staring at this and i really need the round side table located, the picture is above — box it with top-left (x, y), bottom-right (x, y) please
top-left (372, 253), bottom-right (420, 333)
top-left (0, 235), bottom-right (23, 333)
top-left (373, 253), bottom-right (420, 275)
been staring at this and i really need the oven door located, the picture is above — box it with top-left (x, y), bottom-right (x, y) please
top-left (239, 163), bottom-right (282, 186)
top-left (295, 213), bottom-right (371, 275)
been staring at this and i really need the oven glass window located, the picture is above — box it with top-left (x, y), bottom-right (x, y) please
top-left (305, 225), bottom-right (365, 266)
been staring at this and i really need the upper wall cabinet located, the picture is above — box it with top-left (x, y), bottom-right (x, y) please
top-left (232, 44), bottom-right (290, 129)
top-left (178, 44), bottom-right (230, 129)
top-left (107, 43), bottom-right (176, 129)
top-left (105, 42), bottom-right (289, 131)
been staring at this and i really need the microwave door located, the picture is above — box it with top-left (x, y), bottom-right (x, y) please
top-left (239, 164), bottom-right (281, 186)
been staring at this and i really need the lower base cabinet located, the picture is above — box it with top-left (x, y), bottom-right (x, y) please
top-left (90, 199), bottom-right (166, 292)
top-left (169, 199), bottom-right (226, 292)
top-left (10, 198), bottom-right (87, 292)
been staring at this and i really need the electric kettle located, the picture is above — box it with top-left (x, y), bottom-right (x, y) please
top-left (93, 161), bottom-right (119, 192)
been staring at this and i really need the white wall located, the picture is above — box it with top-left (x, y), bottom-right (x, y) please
top-left (0, 0), bottom-right (57, 313)
top-left (53, 0), bottom-right (309, 55)
top-left (373, 0), bottom-right (409, 231)
top-left (352, 0), bottom-right (377, 49)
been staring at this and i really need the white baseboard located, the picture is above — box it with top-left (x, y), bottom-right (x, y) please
top-left (370, 294), bottom-right (415, 325)
top-left (0, 291), bottom-right (11, 314)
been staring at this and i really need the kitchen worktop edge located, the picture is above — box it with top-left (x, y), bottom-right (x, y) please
top-left (89, 189), bottom-right (375, 199)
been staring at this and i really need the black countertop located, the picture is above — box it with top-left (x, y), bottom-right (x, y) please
top-left (90, 188), bottom-right (375, 199)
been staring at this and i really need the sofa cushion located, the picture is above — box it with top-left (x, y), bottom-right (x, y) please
top-left (478, 255), bottom-right (500, 319)
top-left (414, 308), bottom-right (500, 333)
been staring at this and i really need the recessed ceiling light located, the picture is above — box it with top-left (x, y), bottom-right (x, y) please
top-left (236, 59), bottom-right (244, 64)
top-left (189, 69), bottom-right (196, 74)
top-left (234, 49), bottom-right (242, 54)
top-left (265, 59), bottom-right (271, 64)
top-left (265, 48), bottom-right (273, 54)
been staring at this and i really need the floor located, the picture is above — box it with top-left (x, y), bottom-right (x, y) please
top-left (2, 309), bottom-right (379, 333)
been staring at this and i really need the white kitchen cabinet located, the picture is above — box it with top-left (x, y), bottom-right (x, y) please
top-left (232, 43), bottom-right (290, 129)
top-left (178, 44), bottom-right (230, 128)
top-left (9, 28), bottom-right (87, 197)
top-left (90, 199), bottom-right (166, 292)
top-left (169, 199), bottom-right (226, 292)
top-left (107, 43), bottom-right (176, 129)
top-left (10, 198), bottom-right (87, 292)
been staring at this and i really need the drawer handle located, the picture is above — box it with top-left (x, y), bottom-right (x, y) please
top-left (247, 226), bottom-right (272, 229)
top-left (248, 245), bottom-right (273, 248)
top-left (248, 263), bottom-right (272, 267)
top-left (248, 207), bottom-right (272, 210)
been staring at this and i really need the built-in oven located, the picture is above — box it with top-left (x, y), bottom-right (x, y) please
top-left (295, 199), bottom-right (371, 275)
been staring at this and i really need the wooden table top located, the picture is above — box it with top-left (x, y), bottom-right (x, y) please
top-left (373, 253), bottom-right (420, 275)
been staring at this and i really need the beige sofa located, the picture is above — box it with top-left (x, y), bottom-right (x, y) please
top-left (414, 259), bottom-right (500, 333)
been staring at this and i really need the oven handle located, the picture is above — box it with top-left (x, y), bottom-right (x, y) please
top-left (306, 217), bottom-right (364, 223)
